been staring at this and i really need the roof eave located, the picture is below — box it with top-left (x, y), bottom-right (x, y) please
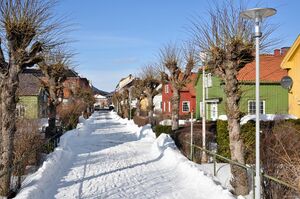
top-left (281, 35), bottom-right (300, 69)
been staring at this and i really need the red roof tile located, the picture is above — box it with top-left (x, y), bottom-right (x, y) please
top-left (237, 54), bottom-right (287, 82)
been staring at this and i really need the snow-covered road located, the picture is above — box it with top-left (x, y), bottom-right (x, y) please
top-left (16, 111), bottom-right (235, 199)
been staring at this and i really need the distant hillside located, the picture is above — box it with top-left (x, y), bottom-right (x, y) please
top-left (92, 86), bottom-right (109, 96)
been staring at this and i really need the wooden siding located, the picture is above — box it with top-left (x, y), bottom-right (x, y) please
top-left (196, 74), bottom-right (288, 120)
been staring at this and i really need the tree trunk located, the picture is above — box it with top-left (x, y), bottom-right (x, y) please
top-left (224, 66), bottom-right (249, 195)
top-left (171, 88), bottom-right (180, 131)
top-left (0, 68), bottom-right (19, 196)
top-left (136, 99), bottom-right (141, 117)
top-left (147, 95), bottom-right (154, 126)
top-left (46, 101), bottom-right (56, 138)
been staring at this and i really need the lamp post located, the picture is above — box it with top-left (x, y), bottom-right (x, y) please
top-left (240, 8), bottom-right (276, 199)
top-left (201, 65), bottom-right (207, 163)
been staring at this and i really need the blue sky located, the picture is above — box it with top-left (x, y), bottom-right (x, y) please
top-left (56, 0), bottom-right (300, 92)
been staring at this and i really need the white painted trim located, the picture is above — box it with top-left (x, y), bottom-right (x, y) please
top-left (182, 101), bottom-right (190, 112)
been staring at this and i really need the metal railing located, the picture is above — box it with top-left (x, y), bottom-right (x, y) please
top-left (183, 140), bottom-right (299, 199)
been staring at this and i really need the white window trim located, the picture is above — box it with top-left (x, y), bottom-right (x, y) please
top-left (210, 102), bottom-right (218, 121)
top-left (163, 102), bottom-right (166, 112)
top-left (165, 85), bottom-right (169, 93)
top-left (248, 100), bottom-right (265, 115)
top-left (182, 101), bottom-right (190, 113)
top-left (168, 101), bottom-right (171, 112)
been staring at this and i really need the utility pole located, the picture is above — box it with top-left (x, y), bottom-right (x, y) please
top-left (201, 65), bottom-right (207, 163)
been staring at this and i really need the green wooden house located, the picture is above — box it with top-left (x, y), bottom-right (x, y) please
top-left (195, 52), bottom-right (289, 120)
top-left (17, 70), bottom-right (48, 119)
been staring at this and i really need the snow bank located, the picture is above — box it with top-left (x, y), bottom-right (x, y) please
top-left (152, 134), bottom-right (235, 199)
top-left (218, 114), bottom-right (297, 124)
top-left (16, 114), bottom-right (97, 198)
top-left (111, 112), bottom-right (236, 198)
top-left (16, 129), bottom-right (76, 198)
top-left (159, 119), bottom-right (190, 126)
top-left (240, 114), bottom-right (297, 125)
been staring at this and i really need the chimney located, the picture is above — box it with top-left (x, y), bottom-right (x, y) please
top-left (274, 49), bottom-right (280, 56)
top-left (281, 47), bottom-right (290, 55)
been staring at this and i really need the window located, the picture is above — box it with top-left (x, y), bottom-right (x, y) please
top-left (168, 101), bottom-right (171, 112)
top-left (163, 102), bottom-right (166, 112)
top-left (199, 101), bottom-right (204, 117)
top-left (16, 104), bottom-right (25, 117)
top-left (182, 101), bottom-right (190, 112)
top-left (205, 73), bottom-right (212, 88)
top-left (248, 100), bottom-right (265, 115)
top-left (210, 103), bottom-right (218, 121)
top-left (165, 85), bottom-right (169, 93)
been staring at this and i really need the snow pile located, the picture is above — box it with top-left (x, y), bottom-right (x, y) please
top-left (16, 129), bottom-right (76, 199)
top-left (159, 119), bottom-right (190, 126)
top-left (240, 114), bottom-right (297, 125)
top-left (152, 134), bottom-right (235, 199)
top-left (218, 114), bottom-right (297, 124)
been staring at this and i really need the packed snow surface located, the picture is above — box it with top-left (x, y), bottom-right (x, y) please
top-left (16, 111), bottom-right (235, 199)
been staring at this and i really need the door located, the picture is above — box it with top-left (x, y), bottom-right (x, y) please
top-left (210, 103), bottom-right (218, 121)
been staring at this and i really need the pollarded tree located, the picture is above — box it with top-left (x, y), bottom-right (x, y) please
top-left (112, 92), bottom-right (122, 116)
top-left (131, 78), bottom-right (145, 117)
top-left (139, 65), bottom-right (161, 125)
top-left (121, 89), bottom-right (130, 118)
top-left (160, 44), bottom-right (196, 130)
top-left (0, 0), bottom-right (64, 196)
top-left (39, 50), bottom-right (70, 138)
top-left (190, 0), bottom-right (274, 195)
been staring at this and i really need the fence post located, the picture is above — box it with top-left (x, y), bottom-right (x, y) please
top-left (190, 110), bottom-right (194, 161)
top-left (252, 167), bottom-right (255, 199)
top-left (213, 154), bottom-right (216, 177)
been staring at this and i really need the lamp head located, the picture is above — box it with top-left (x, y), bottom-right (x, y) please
top-left (240, 8), bottom-right (276, 20)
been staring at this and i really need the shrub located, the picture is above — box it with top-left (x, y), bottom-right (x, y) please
top-left (216, 120), bottom-right (257, 162)
top-left (261, 120), bottom-right (300, 198)
top-left (58, 102), bottom-right (85, 130)
top-left (13, 119), bottom-right (44, 189)
top-left (133, 115), bottom-right (149, 127)
top-left (216, 120), bottom-right (230, 159)
top-left (153, 125), bottom-right (173, 137)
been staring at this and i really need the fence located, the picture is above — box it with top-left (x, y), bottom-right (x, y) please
top-left (184, 140), bottom-right (299, 199)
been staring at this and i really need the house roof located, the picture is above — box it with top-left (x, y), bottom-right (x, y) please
top-left (281, 35), bottom-right (300, 69)
top-left (237, 54), bottom-right (287, 82)
top-left (23, 68), bottom-right (79, 78)
top-left (18, 73), bottom-right (43, 96)
top-left (115, 74), bottom-right (135, 91)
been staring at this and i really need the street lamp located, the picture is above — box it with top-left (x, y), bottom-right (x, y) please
top-left (240, 8), bottom-right (276, 199)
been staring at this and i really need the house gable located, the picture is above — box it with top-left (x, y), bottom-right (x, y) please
top-left (281, 35), bottom-right (300, 69)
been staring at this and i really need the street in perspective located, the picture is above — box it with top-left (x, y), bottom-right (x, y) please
top-left (0, 0), bottom-right (299, 199)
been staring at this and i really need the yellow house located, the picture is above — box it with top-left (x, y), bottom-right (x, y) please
top-left (281, 35), bottom-right (300, 118)
top-left (140, 97), bottom-right (148, 112)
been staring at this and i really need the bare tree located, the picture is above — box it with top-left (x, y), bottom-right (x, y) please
top-left (190, 1), bottom-right (257, 195)
top-left (0, 0), bottom-right (64, 196)
top-left (112, 92), bottom-right (122, 116)
top-left (121, 89), bottom-right (129, 118)
top-left (139, 65), bottom-right (161, 125)
top-left (39, 49), bottom-right (70, 138)
top-left (131, 78), bottom-right (144, 117)
top-left (160, 43), bottom-right (196, 130)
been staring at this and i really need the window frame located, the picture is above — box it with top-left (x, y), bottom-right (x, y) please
top-left (182, 101), bottom-right (190, 113)
top-left (248, 100), bottom-right (265, 115)
top-left (165, 85), bottom-right (169, 93)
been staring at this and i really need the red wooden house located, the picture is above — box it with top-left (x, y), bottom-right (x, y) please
top-left (162, 73), bottom-right (197, 117)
